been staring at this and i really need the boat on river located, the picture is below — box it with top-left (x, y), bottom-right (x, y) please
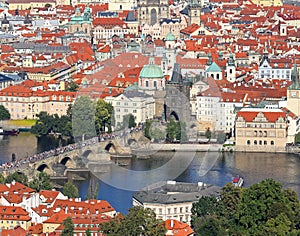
top-left (0, 127), bottom-right (19, 135)
top-left (232, 176), bottom-right (244, 187)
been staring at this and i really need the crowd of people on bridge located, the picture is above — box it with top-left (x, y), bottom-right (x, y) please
top-left (0, 125), bottom-right (144, 172)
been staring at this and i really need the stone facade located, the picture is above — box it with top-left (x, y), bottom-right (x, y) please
top-left (235, 108), bottom-right (288, 153)
top-left (137, 0), bottom-right (169, 26)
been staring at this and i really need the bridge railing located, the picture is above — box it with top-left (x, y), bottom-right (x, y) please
top-left (0, 126), bottom-right (144, 173)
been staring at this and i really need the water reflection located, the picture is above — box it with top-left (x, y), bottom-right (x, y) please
top-left (79, 151), bottom-right (300, 214)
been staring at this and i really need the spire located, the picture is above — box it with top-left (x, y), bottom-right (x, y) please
top-left (206, 53), bottom-right (212, 66)
top-left (290, 60), bottom-right (300, 90)
top-left (227, 53), bottom-right (235, 66)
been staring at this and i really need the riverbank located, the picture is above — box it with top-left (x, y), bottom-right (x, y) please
top-left (1, 120), bottom-right (35, 131)
top-left (145, 143), bottom-right (222, 152)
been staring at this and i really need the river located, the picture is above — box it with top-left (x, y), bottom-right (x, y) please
top-left (0, 133), bottom-right (299, 214)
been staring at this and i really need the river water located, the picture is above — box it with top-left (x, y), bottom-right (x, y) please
top-left (0, 133), bottom-right (299, 214)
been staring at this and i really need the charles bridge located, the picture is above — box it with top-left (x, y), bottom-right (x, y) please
top-left (3, 130), bottom-right (147, 180)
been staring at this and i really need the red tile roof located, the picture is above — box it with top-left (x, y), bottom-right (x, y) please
top-left (165, 219), bottom-right (194, 236)
top-left (237, 110), bottom-right (286, 123)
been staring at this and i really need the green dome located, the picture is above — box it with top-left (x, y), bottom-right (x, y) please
top-left (166, 32), bottom-right (175, 41)
top-left (207, 62), bottom-right (222, 73)
top-left (140, 64), bottom-right (164, 78)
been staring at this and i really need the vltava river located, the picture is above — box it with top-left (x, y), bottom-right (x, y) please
top-left (0, 133), bottom-right (299, 214)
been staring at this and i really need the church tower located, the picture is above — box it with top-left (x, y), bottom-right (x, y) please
top-left (165, 31), bottom-right (176, 73)
top-left (189, 0), bottom-right (201, 25)
top-left (226, 53), bottom-right (236, 83)
top-left (137, 0), bottom-right (169, 26)
top-left (287, 61), bottom-right (300, 116)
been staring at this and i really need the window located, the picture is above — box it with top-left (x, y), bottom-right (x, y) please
top-left (180, 207), bottom-right (183, 213)
top-left (271, 141), bottom-right (274, 145)
top-left (174, 208), bottom-right (177, 214)
top-left (254, 140), bottom-right (257, 145)
top-left (264, 141), bottom-right (267, 145)
top-left (247, 140), bottom-right (250, 145)
top-left (145, 81), bottom-right (149, 87)
top-left (168, 208), bottom-right (171, 214)
top-left (259, 140), bottom-right (262, 145)
top-left (159, 208), bottom-right (162, 214)
top-left (185, 207), bottom-right (189, 212)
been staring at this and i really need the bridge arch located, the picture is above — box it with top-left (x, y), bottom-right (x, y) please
top-left (127, 138), bottom-right (138, 146)
top-left (105, 142), bottom-right (117, 153)
top-left (60, 156), bottom-right (74, 168)
top-left (37, 163), bottom-right (51, 175)
top-left (170, 111), bottom-right (179, 121)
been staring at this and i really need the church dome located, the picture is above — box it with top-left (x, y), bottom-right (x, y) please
top-left (166, 31), bottom-right (175, 41)
top-left (140, 59), bottom-right (164, 78)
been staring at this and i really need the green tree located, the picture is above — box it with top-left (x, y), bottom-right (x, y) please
top-left (63, 181), bottom-right (79, 198)
top-left (144, 120), bottom-right (152, 140)
top-left (65, 81), bottom-right (79, 92)
top-left (29, 172), bottom-right (53, 192)
top-left (61, 217), bottom-right (74, 236)
top-left (31, 112), bottom-right (55, 136)
top-left (5, 172), bottom-right (28, 185)
top-left (166, 118), bottom-right (177, 141)
top-left (94, 99), bottom-right (114, 134)
top-left (151, 127), bottom-right (166, 142)
top-left (100, 206), bottom-right (166, 236)
top-left (0, 105), bottom-right (10, 120)
top-left (72, 96), bottom-right (96, 139)
top-left (0, 173), bottom-right (5, 184)
top-left (85, 228), bottom-right (92, 236)
top-left (121, 114), bottom-right (136, 129)
top-left (295, 132), bottom-right (300, 144)
top-left (191, 179), bottom-right (300, 236)
top-left (234, 179), bottom-right (299, 235)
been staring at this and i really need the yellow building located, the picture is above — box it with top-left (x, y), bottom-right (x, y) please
top-left (8, 0), bottom-right (56, 10)
top-left (235, 108), bottom-right (288, 153)
top-left (0, 206), bottom-right (32, 230)
top-left (251, 0), bottom-right (282, 6)
top-left (0, 80), bottom-right (76, 119)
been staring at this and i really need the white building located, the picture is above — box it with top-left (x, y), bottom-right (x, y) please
top-left (105, 90), bottom-right (155, 129)
top-left (258, 57), bottom-right (292, 80)
top-left (133, 181), bottom-right (221, 225)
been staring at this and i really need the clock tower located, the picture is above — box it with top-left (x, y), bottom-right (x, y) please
top-left (287, 61), bottom-right (300, 116)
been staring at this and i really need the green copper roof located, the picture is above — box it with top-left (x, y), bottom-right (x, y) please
top-left (125, 82), bottom-right (138, 91)
top-left (139, 64), bottom-right (164, 78)
top-left (166, 32), bottom-right (175, 41)
top-left (207, 62), bottom-right (222, 72)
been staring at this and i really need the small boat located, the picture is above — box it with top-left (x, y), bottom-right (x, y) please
top-left (232, 176), bottom-right (244, 187)
top-left (0, 127), bottom-right (19, 136)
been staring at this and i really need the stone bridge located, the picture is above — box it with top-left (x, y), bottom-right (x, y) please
top-left (9, 130), bottom-right (148, 179)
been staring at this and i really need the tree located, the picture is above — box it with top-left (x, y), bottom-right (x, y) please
top-left (72, 96), bottom-right (96, 139)
top-left (166, 118), bottom-right (177, 142)
top-left (29, 172), bottom-right (53, 192)
top-left (121, 114), bottom-right (136, 130)
top-left (5, 172), bottom-right (28, 185)
top-left (85, 228), bottom-right (92, 236)
top-left (94, 99), bottom-right (114, 134)
top-left (151, 127), bottom-right (166, 142)
top-left (65, 81), bottom-right (79, 92)
top-left (100, 206), bottom-right (166, 236)
top-left (0, 105), bottom-right (10, 120)
top-left (31, 112), bottom-right (73, 137)
top-left (295, 132), bottom-right (300, 144)
top-left (191, 179), bottom-right (300, 236)
top-left (61, 217), bottom-right (74, 236)
top-left (0, 173), bottom-right (5, 184)
top-left (63, 181), bottom-right (79, 198)
top-left (144, 120), bottom-right (152, 140)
